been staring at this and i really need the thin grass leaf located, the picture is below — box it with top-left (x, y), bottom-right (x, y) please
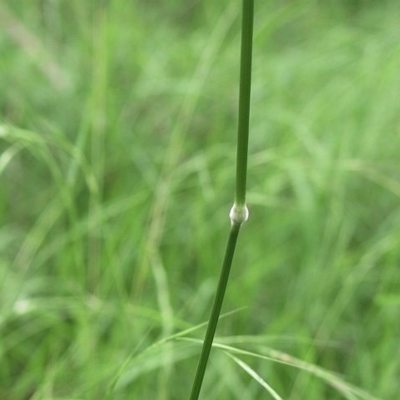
top-left (226, 352), bottom-right (283, 400)
top-left (183, 338), bottom-right (379, 400)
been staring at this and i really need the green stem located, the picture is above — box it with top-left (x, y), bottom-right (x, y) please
top-left (189, 224), bottom-right (241, 400)
top-left (236, 0), bottom-right (254, 208)
top-left (188, 1), bottom-right (254, 399)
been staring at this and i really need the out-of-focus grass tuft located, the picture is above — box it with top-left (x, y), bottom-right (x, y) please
top-left (1, 1), bottom-right (400, 398)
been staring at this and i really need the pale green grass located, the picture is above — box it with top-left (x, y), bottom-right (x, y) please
top-left (1, 1), bottom-right (400, 399)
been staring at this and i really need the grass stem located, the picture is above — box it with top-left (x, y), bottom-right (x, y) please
top-left (235, 0), bottom-right (254, 208)
top-left (188, 1), bottom-right (254, 398)
top-left (189, 224), bottom-right (241, 400)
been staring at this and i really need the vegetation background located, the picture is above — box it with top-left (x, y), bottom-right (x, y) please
top-left (0, 1), bottom-right (399, 399)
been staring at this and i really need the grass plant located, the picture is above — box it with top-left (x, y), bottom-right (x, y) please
top-left (1, 1), bottom-right (400, 399)
top-left (189, 1), bottom-right (254, 398)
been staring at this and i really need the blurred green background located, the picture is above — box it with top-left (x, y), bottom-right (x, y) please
top-left (1, 1), bottom-right (400, 399)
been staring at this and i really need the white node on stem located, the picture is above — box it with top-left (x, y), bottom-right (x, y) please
top-left (229, 203), bottom-right (249, 225)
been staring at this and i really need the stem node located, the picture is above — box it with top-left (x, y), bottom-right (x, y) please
top-left (229, 203), bottom-right (249, 226)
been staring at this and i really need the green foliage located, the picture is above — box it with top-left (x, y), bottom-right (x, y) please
top-left (1, 0), bottom-right (400, 398)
